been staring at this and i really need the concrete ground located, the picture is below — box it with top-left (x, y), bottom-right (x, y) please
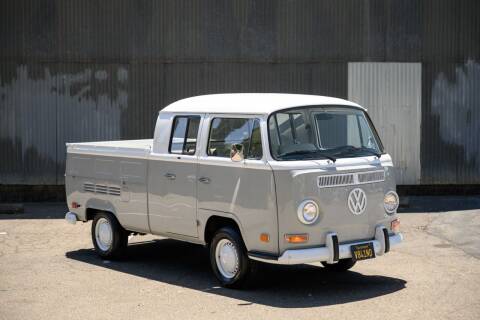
top-left (1, 199), bottom-right (479, 320)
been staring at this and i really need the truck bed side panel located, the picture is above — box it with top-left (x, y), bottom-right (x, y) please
top-left (66, 149), bottom-right (149, 233)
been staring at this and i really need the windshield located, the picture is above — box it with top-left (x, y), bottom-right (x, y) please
top-left (268, 106), bottom-right (384, 161)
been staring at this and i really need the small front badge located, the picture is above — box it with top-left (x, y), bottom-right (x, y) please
top-left (348, 188), bottom-right (367, 215)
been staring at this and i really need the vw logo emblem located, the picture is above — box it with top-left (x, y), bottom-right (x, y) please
top-left (348, 188), bottom-right (367, 215)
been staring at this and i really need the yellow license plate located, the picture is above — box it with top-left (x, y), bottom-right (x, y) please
top-left (350, 242), bottom-right (376, 261)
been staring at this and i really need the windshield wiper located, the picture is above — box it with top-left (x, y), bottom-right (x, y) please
top-left (332, 145), bottom-right (381, 158)
top-left (278, 150), bottom-right (336, 162)
top-left (359, 146), bottom-right (381, 158)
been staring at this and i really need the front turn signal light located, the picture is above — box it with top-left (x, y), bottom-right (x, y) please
top-left (260, 233), bottom-right (270, 243)
top-left (391, 219), bottom-right (400, 233)
top-left (285, 234), bottom-right (309, 243)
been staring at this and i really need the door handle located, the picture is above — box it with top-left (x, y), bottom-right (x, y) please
top-left (198, 177), bottom-right (211, 184)
top-left (164, 173), bottom-right (176, 180)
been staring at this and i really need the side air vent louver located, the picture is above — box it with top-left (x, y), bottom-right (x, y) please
top-left (83, 182), bottom-right (95, 193)
top-left (317, 170), bottom-right (385, 188)
top-left (83, 182), bottom-right (121, 196)
top-left (108, 186), bottom-right (121, 196)
top-left (95, 184), bottom-right (108, 194)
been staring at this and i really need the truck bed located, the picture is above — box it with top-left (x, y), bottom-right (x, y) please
top-left (65, 139), bottom-right (152, 231)
top-left (67, 139), bottom-right (152, 158)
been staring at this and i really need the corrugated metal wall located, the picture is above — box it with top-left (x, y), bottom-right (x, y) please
top-left (422, 61), bottom-right (480, 184)
top-left (1, 0), bottom-right (479, 187)
top-left (348, 63), bottom-right (422, 185)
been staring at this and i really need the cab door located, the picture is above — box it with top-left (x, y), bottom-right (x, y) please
top-left (196, 115), bottom-right (278, 253)
top-left (148, 115), bottom-right (202, 238)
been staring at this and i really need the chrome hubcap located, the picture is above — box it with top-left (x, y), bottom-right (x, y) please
top-left (215, 239), bottom-right (239, 279)
top-left (95, 218), bottom-right (112, 252)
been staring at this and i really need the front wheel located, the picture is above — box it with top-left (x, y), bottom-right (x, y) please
top-left (91, 212), bottom-right (128, 259)
top-left (321, 258), bottom-right (356, 272)
top-left (209, 227), bottom-right (256, 288)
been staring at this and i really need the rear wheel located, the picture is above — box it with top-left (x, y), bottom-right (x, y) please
top-left (209, 227), bottom-right (256, 288)
top-left (91, 212), bottom-right (128, 259)
top-left (321, 258), bottom-right (356, 272)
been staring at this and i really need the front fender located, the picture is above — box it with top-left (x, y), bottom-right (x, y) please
top-left (197, 208), bottom-right (247, 247)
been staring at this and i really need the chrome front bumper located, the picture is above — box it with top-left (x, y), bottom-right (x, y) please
top-left (249, 226), bottom-right (403, 265)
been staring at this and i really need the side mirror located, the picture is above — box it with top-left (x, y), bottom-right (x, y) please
top-left (230, 143), bottom-right (245, 162)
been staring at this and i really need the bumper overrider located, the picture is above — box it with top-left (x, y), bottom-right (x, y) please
top-left (249, 226), bottom-right (403, 265)
top-left (65, 211), bottom-right (78, 224)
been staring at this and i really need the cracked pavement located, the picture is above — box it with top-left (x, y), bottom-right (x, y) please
top-left (0, 201), bottom-right (479, 320)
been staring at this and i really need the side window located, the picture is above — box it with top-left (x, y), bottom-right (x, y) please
top-left (169, 116), bottom-right (200, 155)
top-left (247, 119), bottom-right (262, 160)
top-left (207, 118), bottom-right (263, 159)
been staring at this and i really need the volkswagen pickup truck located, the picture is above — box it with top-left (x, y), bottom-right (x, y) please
top-left (65, 93), bottom-right (402, 288)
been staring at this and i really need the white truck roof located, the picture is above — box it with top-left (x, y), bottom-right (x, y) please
top-left (66, 94), bottom-right (365, 157)
top-left (161, 93), bottom-right (364, 115)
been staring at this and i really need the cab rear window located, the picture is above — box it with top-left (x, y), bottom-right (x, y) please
top-left (169, 116), bottom-right (200, 155)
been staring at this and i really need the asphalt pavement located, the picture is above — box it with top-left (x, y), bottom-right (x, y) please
top-left (0, 198), bottom-right (479, 320)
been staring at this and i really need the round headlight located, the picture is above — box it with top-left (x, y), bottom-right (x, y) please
top-left (384, 191), bottom-right (399, 214)
top-left (297, 200), bottom-right (319, 224)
